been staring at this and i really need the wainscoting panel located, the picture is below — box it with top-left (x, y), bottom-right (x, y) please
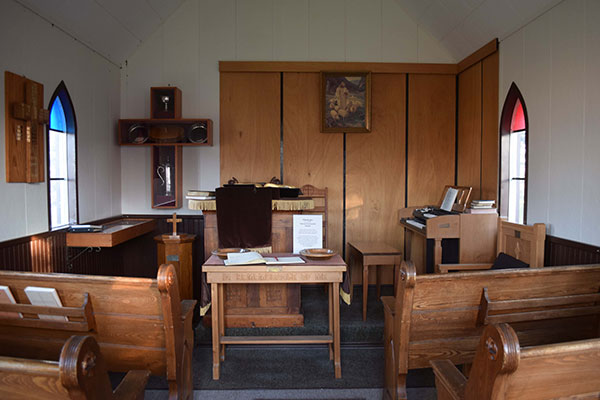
top-left (545, 235), bottom-right (600, 266)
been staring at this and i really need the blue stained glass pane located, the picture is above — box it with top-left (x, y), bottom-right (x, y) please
top-left (50, 96), bottom-right (66, 132)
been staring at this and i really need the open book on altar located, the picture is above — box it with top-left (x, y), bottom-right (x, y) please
top-left (224, 252), bottom-right (305, 266)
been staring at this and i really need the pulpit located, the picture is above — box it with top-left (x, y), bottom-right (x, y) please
top-left (194, 192), bottom-right (319, 328)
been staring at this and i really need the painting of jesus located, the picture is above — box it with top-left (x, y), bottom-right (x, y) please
top-left (320, 72), bottom-right (371, 133)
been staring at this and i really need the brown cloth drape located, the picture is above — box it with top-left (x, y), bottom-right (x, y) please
top-left (215, 186), bottom-right (273, 248)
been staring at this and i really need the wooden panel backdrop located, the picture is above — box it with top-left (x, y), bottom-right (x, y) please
top-left (457, 63), bottom-right (482, 198)
top-left (282, 73), bottom-right (344, 255)
top-left (220, 72), bottom-right (281, 184)
top-left (481, 52), bottom-right (499, 201)
top-left (407, 74), bottom-right (456, 206)
top-left (346, 73), bottom-right (406, 284)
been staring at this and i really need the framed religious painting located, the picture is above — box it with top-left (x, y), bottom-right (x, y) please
top-left (320, 71), bottom-right (371, 133)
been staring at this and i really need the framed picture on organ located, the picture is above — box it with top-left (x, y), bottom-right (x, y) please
top-left (320, 71), bottom-right (371, 133)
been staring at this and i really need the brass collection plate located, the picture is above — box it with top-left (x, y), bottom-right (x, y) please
top-left (299, 248), bottom-right (337, 260)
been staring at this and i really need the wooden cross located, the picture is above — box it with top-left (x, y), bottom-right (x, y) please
top-left (167, 213), bottom-right (182, 237)
top-left (11, 80), bottom-right (49, 182)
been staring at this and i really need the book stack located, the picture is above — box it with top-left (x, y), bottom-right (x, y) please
top-left (466, 200), bottom-right (497, 214)
top-left (186, 190), bottom-right (215, 200)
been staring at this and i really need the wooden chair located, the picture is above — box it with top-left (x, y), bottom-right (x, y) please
top-left (380, 260), bottom-right (600, 400)
top-left (438, 218), bottom-right (546, 273)
top-left (431, 323), bottom-right (600, 400)
top-left (0, 264), bottom-right (195, 400)
top-left (300, 184), bottom-right (328, 248)
top-left (0, 335), bottom-right (149, 400)
top-left (438, 185), bottom-right (472, 212)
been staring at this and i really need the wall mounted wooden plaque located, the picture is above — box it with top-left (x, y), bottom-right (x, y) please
top-left (4, 71), bottom-right (48, 183)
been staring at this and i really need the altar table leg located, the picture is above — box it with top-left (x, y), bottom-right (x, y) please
top-left (211, 283), bottom-right (220, 380)
top-left (362, 264), bottom-right (369, 321)
top-left (333, 281), bottom-right (342, 379)
top-left (218, 283), bottom-right (225, 361)
top-left (328, 282), bottom-right (333, 360)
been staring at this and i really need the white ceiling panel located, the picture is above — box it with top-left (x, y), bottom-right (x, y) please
top-left (16, 0), bottom-right (561, 65)
top-left (395, 0), bottom-right (563, 60)
top-left (96, 0), bottom-right (163, 40)
top-left (393, 0), bottom-right (435, 21)
top-left (14, 0), bottom-right (184, 65)
top-left (145, 0), bottom-right (186, 20)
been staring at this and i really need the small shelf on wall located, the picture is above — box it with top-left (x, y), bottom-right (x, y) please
top-left (118, 119), bottom-right (213, 146)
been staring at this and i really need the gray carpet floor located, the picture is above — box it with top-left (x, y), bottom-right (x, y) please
top-left (145, 388), bottom-right (437, 399)
top-left (141, 285), bottom-right (435, 392)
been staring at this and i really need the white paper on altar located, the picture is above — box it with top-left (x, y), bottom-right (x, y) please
top-left (293, 215), bottom-right (323, 253)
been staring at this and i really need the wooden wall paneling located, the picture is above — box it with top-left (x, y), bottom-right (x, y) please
top-left (346, 73), bottom-right (406, 285)
top-left (481, 52), bottom-right (500, 202)
top-left (407, 74), bottom-right (456, 207)
top-left (0, 231), bottom-right (65, 273)
top-left (220, 72), bottom-right (281, 184)
top-left (457, 62), bottom-right (483, 199)
top-left (282, 72), bottom-right (344, 255)
top-left (220, 61), bottom-right (457, 75)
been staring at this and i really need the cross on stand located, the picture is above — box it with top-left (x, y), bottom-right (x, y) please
top-left (12, 80), bottom-right (49, 182)
top-left (166, 213), bottom-right (182, 238)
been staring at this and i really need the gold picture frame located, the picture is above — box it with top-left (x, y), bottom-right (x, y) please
top-left (320, 71), bottom-right (371, 133)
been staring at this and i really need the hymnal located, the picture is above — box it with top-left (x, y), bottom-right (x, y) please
top-left (0, 285), bottom-right (22, 318)
top-left (68, 224), bottom-right (103, 233)
top-left (24, 286), bottom-right (67, 321)
top-left (224, 252), bottom-right (305, 266)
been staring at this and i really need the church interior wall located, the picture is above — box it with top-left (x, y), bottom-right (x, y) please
top-left (0, 0), bottom-right (121, 242)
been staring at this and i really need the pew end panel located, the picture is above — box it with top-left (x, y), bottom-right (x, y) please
top-left (433, 323), bottom-right (600, 400)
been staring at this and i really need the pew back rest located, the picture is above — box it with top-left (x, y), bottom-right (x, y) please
top-left (0, 264), bottom-right (188, 376)
top-left (395, 261), bottom-right (600, 370)
top-left (465, 323), bottom-right (600, 400)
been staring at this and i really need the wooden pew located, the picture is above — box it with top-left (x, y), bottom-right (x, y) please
top-left (0, 335), bottom-right (149, 400)
top-left (431, 323), bottom-right (600, 399)
top-left (0, 264), bottom-right (196, 400)
top-left (381, 260), bottom-right (600, 400)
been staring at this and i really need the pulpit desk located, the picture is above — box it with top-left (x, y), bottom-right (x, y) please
top-left (203, 253), bottom-right (346, 380)
top-left (193, 198), bottom-right (319, 328)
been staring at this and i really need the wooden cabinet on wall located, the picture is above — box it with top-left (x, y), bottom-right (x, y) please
top-left (457, 40), bottom-right (499, 202)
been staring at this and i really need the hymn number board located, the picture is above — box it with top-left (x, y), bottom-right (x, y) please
top-left (5, 71), bottom-right (49, 183)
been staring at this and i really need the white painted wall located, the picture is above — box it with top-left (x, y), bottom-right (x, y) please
top-left (0, 1), bottom-right (121, 241)
top-left (499, 0), bottom-right (600, 246)
top-left (120, 0), bottom-right (455, 214)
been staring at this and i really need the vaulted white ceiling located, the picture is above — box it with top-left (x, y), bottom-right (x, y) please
top-left (16, 0), bottom-right (563, 65)
top-left (15, 0), bottom-right (185, 65)
top-left (394, 0), bottom-right (563, 60)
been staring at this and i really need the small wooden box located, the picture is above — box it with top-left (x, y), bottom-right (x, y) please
top-left (150, 87), bottom-right (182, 119)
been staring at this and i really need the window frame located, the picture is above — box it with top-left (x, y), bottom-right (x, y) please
top-left (499, 82), bottom-right (529, 224)
top-left (46, 81), bottom-right (79, 230)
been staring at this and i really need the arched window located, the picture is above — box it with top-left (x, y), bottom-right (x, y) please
top-left (499, 83), bottom-right (528, 224)
top-left (47, 82), bottom-right (77, 229)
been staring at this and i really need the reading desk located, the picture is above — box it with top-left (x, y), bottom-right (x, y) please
top-left (203, 253), bottom-right (346, 380)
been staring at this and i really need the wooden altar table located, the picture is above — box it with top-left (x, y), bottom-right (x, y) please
top-left (203, 253), bottom-right (346, 380)
top-left (200, 197), bottom-right (323, 328)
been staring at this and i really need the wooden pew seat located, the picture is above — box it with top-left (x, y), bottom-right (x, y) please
top-left (0, 264), bottom-right (195, 400)
top-left (0, 335), bottom-right (149, 400)
top-left (431, 323), bottom-right (600, 399)
top-left (381, 260), bottom-right (600, 400)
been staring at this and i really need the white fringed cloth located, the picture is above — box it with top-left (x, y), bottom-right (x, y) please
top-left (188, 198), bottom-right (315, 211)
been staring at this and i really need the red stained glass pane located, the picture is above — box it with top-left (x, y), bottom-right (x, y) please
top-left (511, 99), bottom-right (525, 132)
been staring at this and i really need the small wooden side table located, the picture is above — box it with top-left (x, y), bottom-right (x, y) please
top-left (155, 233), bottom-right (196, 299)
top-left (347, 241), bottom-right (402, 321)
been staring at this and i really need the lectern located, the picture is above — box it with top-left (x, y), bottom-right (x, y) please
top-left (154, 213), bottom-right (195, 299)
